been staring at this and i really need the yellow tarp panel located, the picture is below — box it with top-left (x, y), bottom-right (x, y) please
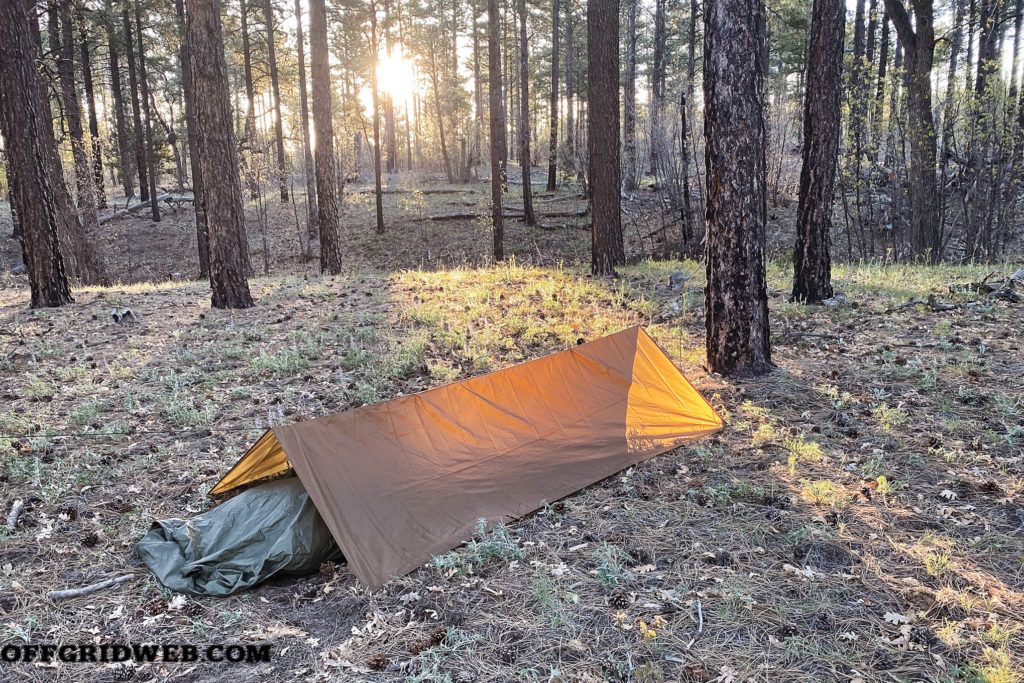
top-left (211, 326), bottom-right (722, 588)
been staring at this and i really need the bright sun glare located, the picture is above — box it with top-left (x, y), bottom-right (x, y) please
top-left (377, 54), bottom-right (417, 103)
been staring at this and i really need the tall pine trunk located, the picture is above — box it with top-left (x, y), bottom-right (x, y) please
top-left (295, 0), bottom-right (319, 244)
top-left (186, 0), bottom-right (254, 308)
top-left (650, 0), bottom-right (667, 176)
top-left (135, 2), bottom-right (159, 222)
top-left (123, 8), bottom-right (149, 202)
top-left (57, 0), bottom-right (104, 284)
top-left (588, 0), bottom-right (623, 274)
top-left (704, 0), bottom-right (772, 375)
top-left (262, 0), bottom-right (290, 201)
top-left (77, 5), bottom-right (105, 208)
top-left (488, 0), bottom-right (506, 259)
top-left (792, 0), bottom-right (843, 303)
top-left (0, 0), bottom-right (73, 307)
top-left (370, 2), bottom-right (386, 232)
top-left (105, 0), bottom-right (134, 198)
top-left (623, 0), bottom-right (637, 192)
top-left (176, 0), bottom-right (210, 277)
top-left (309, 0), bottom-right (342, 272)
top-left (517, 0), bottom-right (535, 225)
top-left (545, 0), bottom-right (559, 191)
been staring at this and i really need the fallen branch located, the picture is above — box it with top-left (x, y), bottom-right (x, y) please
top-left (46, 574), bottom-right (134, 601)
top-left (352, 188), bottom-right (473, 195)
top-left (884, 299), bottom-right (919, 314)
top-left (927, 294), bottom-right (980, 312)
top-left (6, 499), bottom-right (23, 529)
top-left (98, 194), bottom-right (171, 225)
top-left (535, 192), bottom-right (585, 203)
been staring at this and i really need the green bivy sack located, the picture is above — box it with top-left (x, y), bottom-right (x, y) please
top-left (138, 478), bottom-right (341, 596)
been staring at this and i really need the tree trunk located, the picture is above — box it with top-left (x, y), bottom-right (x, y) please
top-left (309, 0), bottom-right (343, 272)
top-left (123, 8), bottom-right (149, 202)
top-left (294, 0), bottom-right (319, 244)
top-left (564, 1), bottom-right (575, 171)
top-left (57, 0), bottom-right (104, 284)
top-left (262, 0), bottom-right (289, 201)
top-left (545, 0), bottom-right (559, 191)
top-left (650, 0), bottom-right (667, 176)
top-left (176, 0), bottom-right (210, 277)
top-left (105, 0), bottom-right (133, 198)
top-left (428, 37), bottom-right (455, 183)
top-left (133, 3), bottom-right (160, 221)
top-left (240, 0), bottom-right (256, 139)
top-left (588, 0), bottom-right (623, 275)
top-left (77, 4), bottom-right (105, 208)
top-left (369, 2), bottom-right (386, 232)
top-left (703, 0), bottom-right (772, 375)
top-left (384, 0), bottom-right (398, 173)
top-left (516, 0), bottom-right (535, 225)
top-left (884, 0), bottom-right (939, 261)
top-left (0, 0), bottom-right (73, 307)
top-left (488, 0), bottom-right (506, 259)
top-left (186, 0), bottom-right (254, 308)
top-left (623, 0), bottom-right (637, 192)
top-left (792, 0), bottom-right (843, 303)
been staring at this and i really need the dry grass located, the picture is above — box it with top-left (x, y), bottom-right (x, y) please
top-left (0, 181), bottom-right (1022, 682)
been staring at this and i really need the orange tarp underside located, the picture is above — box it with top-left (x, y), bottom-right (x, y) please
top-left (212, 326), bottom-right (722, 588)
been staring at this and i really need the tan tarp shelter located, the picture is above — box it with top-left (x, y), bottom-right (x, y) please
top-left (212, 326), bottom-right (722, 588)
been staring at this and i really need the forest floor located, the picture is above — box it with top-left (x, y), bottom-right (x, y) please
top-left (0, 177), bottom-right (1022, 683)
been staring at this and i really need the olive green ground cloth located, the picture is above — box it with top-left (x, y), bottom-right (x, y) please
top-left (138, 478), bottom-right (340, 596)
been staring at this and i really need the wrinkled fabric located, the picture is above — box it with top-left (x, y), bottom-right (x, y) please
top-left (212, 326), bottom-right (723, 589)
top-left (138, 478), bottom-right (340, 596)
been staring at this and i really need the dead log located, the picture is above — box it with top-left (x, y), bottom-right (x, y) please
top-left (98, 194), bottom-right (171, 224)
top-left (6, 499), bottom-right (23, 529)
top-left (46, 574), bottom-right (134, 600)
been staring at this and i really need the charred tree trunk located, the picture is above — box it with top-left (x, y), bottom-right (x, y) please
top-left (704, 0), bottom-right (772, 375)
top-left (310, 0), bottom-right (342, 272)
top-left (77, 4), bottom-right (105, 208)
top-left (57, 0), bottom-right (104, 284)
top-left (105, 0), bottom-right (133, 198)
top-left (884, 0), bottom-right (940, 260)
top-left (294, 0), bottom-right (319, 244)
top-left (262, 0), bottom-right (290, 201)
top-left (176, 0), bottom-right (210, 277)
top-left (545, 0), bottom-right (560, 191)
top-left (588, 0), bottom-right (623, 274)
top-left (186, 0), bottom-right (254, 308)
top-left (0, 0), bottom-right (73, 307)
top-left (650, 0), bottom-right (667, 176)
top-left (623, 0), bottom-right (637, 192)
top-left (488, 0), bottom-right (506, 259)
top-left (517, 0), bottom-right (535, 225)
top-left (123, 8), bottom-right (149, 202)
top-left (792, 0), bottom-right (843, 303)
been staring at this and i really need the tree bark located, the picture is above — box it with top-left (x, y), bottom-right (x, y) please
top-left (240, 0), bottom-right (256, 138)
top-left (104, 0), bottom-right (133, 198)
top-left (294, 0), bottom-right (319, 244)
top-left (883, 0), bottom-right (939, 261)
top-left (262, 0), bottom-right (290, 201)
top-left (309, 0), bottom-right (343, 272)
top-left (428, 36), bottom-right (455, 184)
top-left (488, 0), bottom-right (506, 259)
top-left (564, 2), bottom-right (575, 174)
top-left (650, 0), bottom-right (667, 176)
top-left (623, 0), bottom-right (637, 192)
top-left (186, 0), bottom-right (254, 308)
top-left (123, 8), bottom-right (149, 202)
top-left (588, 0), bottom-right (623, 274)
top-left (57, 0), bottom-right (104, 284)
top-left (133, 3), bottom-right (160, 221)
top-left (545, 0), bottom-right (559, 191)
top-left (792, 0), bottom-right (843, 303)
top-left (369, 2), bottom-right (386, 232)
top-left (77, 4), bottom-right (105, 208)
top-left (516, 0), bottom-right (535, 225)
top-left (0, 0), bottom-right (73, 307)
top-left (176, 0), bottom-right (209, 277)
top-left (703, 0), bottom-right (772, 375)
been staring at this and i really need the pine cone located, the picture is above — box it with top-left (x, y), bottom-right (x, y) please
top-left (319, 561), bottom-right (338, 576)
top-left (427, 625), bottom-right (448, 647)
top-left (113, 663), bottom-right (134, 680)
top-left (499, 645), bottom-right (518, 664)
top-left (409, 639), bottom-right (430, 655)
top-left (608, 588), bottom-right (631, 609)
top-left (81, 532), bottom-right (99, 548)
top-left (367, 653), bottom-right (388, 671)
